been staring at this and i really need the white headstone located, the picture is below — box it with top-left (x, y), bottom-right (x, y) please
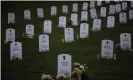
top-left (59, 16), bottom-right (66, 28)
top-left (90, 8), bottom-right (97, 19)
top-left (51, 6), bottom-right (57, 16)
top-left (8, 13), bottom-right (15, 24)
top-left (120, 33), bottom-right (131, 50)
top-left (129, 10), bottom-right (133, 20)
top-left (24, 10), bottom-right (31, 20)
top-left (82, 2), bottom-right (88, 10)
top-left (43, 20), bottom-right (52, 34)
top-left (72, 3), bottom-right (78, 12)
top-left (62, 5), bottom-right (68, 14)
top-left (92, 19), bottom-right (101, 31)
top-left (131, 1), bottom-right (133, 8)
top-left (71, 13), bottom-right (78, 26)
top-left (107, 16), bottom-right (115, 28)
top-left (39, 34), bottom-right (49, 52)
top-left (37, 8), bottom-right (44, 18)
top-left (10, 42), bottom-right (22, 60)
top-left (90, 1), bottom-right (95, 8)
top-left (81, 11), bottom-right (88, 21)
top-left (80, 23), bottom-right (89, 38)
top-left (109, 5), bottom-right (116, 15)
top-left (100, 7), bottom-right (106, 17)
top-left (116, 3), bottom-right (121, 13)
top-left (119, 12), bottom-right (127, 24)
top-left (97, 1), bottom-right (102, 7)
top-left (64, 28), bottom-right (74, 43)
top-left (26, 24), bottom-right (34, 39)
top-left (101, 40), bottom-right (114, 59)
top-left (57, 54), bottom-right (72, 76)
top-left (122, 2), bottom-right (127, 11)
top-left (5, 28), bottom-right (15, 43)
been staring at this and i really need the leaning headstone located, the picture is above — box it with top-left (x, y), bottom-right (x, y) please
top-left (122, 2), bottom-right (127, 11)
top-left (90, 8), bottom-right (97, 19)
top-left (39, 34), bottom-right (49, 52)
top-left (5, 28), bottom-right (15, 44)
top-left (82, 2), bottom-right (88, 10)
top-left (119, 12), bottom-right (127, 24)
top-left (79, 23), bottom-right (89, 38)
top-left (24, 10), bottom-right (31, 20)
top-left (107, 16), bottom-right (115, 28)
top-left (37, 8), bottom-right (44, 18)
top-left (43, 20), bottom-right (52, 34)
top-left (58, 16), bottom-right (66, 28)
top-left (10, 42), bottom-right (22, 60)
top-left (63, 28), bottom-right (74, 43)
top-left (51, 6), bottom-right (57, 16)
top-left (120, 33), bottom-right (131, 50)
top-left (71, 13), bottom-right (78, 26)
top-left (129, 10), bottom-right (133, 20)
top-left (26, 24), bottom-right (34, 39)
top-left (8, 13), bottom-right (15, 24)
top-left (100, 7), bottom-right (106, 17)
top-left (97, 1), bottom-right (102, 7)
top-left (101, 40), bottom-right (114, 59)
top-left (81, 11), bottom-right (88, 21)
top-left (109, 5), bottom-right (116, 15)
top-left (90, 1), bottom-right (95, 8)
top-left (72, 3), bottom-right (78, 12)
top-left (62, 5), bottom-right (68, 14)
top-left (116, 3), bottom-right (121, 13)
top-left (57, 54), bottom-right (72, 76)
top-left (92, 19), bottom-right (101, 31)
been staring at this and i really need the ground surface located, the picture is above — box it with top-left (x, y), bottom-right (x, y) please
top-left (1, 1), bottom-right (133, 80)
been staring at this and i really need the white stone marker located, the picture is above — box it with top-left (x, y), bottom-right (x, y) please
top-left (51, 6), bottom-right (57, 16)
top-left (10, 42), bottom-right (22, 60)
top-left (57, 54), bottom-right (72, 76)
top-left (8, 13), bottom-right (15, 24)
top-left (37, 8), bottom-right (44, 18)
top-left (107, 16), bottom-right (115, 28)
top-left (81, 11), bottom-right (88, 21)
top-left (5, 28), bottom-right (15, 44)
top-left (39, 34), bottom-right (49, 52)
top-left (24, 10), bottom-right (31, 20)
top-left (101, 40), bottom-right (114, 59)
top-left (43, 20), bottom-right (52, 34)
top-left (26, 24), bottom-right (34, 39)
top-left (58, 16), bottom-right (66, 28)
top-left (120, 33), bottom-right (131, 50)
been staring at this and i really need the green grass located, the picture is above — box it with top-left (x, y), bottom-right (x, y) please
top-left (1, 1), bottom-right (133, 80)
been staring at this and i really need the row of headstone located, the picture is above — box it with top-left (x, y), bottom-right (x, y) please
top-left (8, 10), bottom-right (132, 25)
top-left (9, 34), bottom-right (50, 60)
top-left (100, 33), bottom-right (132, 59)
top-left (57, 33), bottom-right (132, 75)
top-left (8, 8), bottom-right (133, 25)
top-left (9, 32), bottom-right (132, 60)
top-left (8, 1), bottom-right (133, 24)
top-left (7, 10), bottom-right (133, 44)
top-left (5, 14), bottom-right (126, 44)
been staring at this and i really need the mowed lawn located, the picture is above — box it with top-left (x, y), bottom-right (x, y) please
top-left (1, 1), bottom-right (133, 80)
